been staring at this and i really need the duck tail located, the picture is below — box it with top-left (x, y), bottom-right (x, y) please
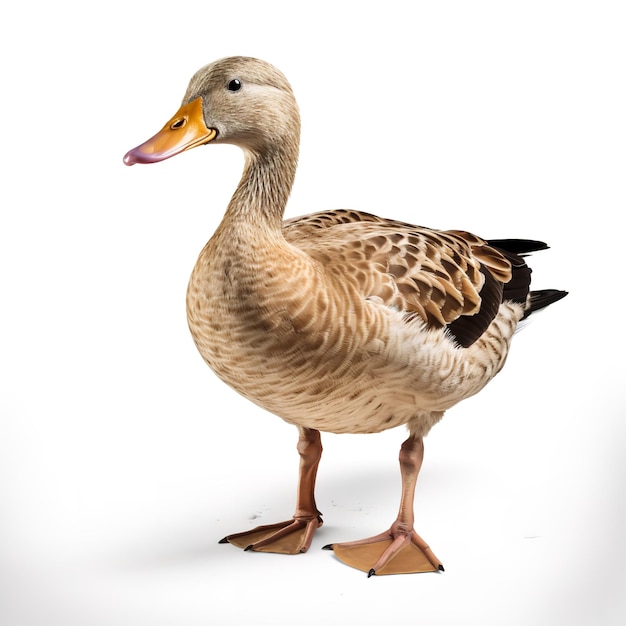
top-left (523, 289), bottom-right (569, 319)
top-left (486, 238), bottom-right (568, 319)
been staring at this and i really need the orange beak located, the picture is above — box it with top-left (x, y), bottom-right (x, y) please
top-left (123, 97), bottom-right (216, 166)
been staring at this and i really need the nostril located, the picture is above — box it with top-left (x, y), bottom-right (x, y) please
top-left (170, 117), bottom-right (187, 130)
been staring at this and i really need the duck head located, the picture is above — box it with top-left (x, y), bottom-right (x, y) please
top-left (123, 56), bottom-right (300, 166)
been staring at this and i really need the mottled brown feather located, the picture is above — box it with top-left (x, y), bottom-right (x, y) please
top-left (284, 209), bottom-right (522, 347)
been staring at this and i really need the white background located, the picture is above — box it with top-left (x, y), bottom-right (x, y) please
top-left (1, 1), bottom-right (625, 624)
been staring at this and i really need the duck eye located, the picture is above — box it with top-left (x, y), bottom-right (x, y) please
top-left (227, 78), bottom-right (242, 92)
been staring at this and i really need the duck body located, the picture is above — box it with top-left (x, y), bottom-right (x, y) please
top-left (125, 56), bottom-right (567, 575)
top-left (187, 208), bottom-right (524, 436)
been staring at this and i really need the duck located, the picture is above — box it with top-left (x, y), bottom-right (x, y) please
top-left (123, 56), bottom-right (567, 577)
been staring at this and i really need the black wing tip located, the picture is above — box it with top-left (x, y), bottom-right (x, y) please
top-left (526, 289), bottom-right (569, 317)
top-left (487, 238), bottom-right (550, 254)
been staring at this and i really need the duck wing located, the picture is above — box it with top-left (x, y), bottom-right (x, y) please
top-left (283, 209), bottom-right (537, 348)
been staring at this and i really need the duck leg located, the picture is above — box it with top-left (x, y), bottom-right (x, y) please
top-left (324, 434), bottom-right (443, 576)
top-left (220, 427), bottom-right (323, 555)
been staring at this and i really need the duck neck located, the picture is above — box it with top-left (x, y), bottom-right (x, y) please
top-left (219, 143), bottom-right (298, 240)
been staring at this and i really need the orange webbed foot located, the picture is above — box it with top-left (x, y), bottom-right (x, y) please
top-left (220, 515), bottom-right (323, 555)
top-left (323, 528), bottom-right (443, 576)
